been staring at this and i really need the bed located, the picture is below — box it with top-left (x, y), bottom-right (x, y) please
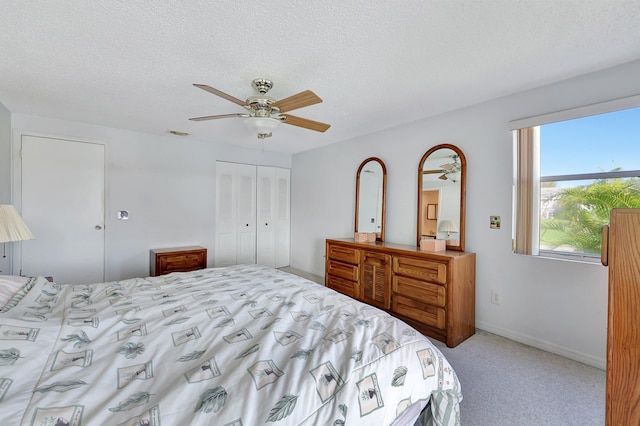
top-left (0, 265), bottom-right (461, 425)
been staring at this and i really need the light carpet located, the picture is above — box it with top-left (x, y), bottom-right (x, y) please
top-left (430, 330), bottom-right (606, 426)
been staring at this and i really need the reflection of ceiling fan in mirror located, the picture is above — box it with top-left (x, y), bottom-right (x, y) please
top-left (189, 78), bottom-right (331, 139)
top-left (423, 154), bottom-right (461, 182)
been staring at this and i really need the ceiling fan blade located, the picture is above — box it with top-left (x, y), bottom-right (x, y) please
top-left (272, 90), bottom-right (322, 113)
top-left (423, 169), bottom-right (444, 174)
top-left (193, 84), bottom-right (248, 107)
top-left (189, 113), bottom-right (249, 122)
top-left (281, 114), bottom-right (331, 132)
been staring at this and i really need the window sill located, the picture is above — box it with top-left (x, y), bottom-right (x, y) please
top-left (537, 250), bottom-right (601, 265)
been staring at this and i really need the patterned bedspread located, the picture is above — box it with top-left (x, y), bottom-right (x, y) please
top-left (0, 265), bottom-right (461, 425)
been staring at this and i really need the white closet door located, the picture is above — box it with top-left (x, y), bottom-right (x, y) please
top-left (256, 166), bottom-right (276, 267)
top-left (215, 162), bottom-right (256, 267)
top-left (236, 164), bottom-right (257, 264)
top-left (216, 163), bottom-right (288, 268)
top-left (274, 167), bottom-right (290, 268)
top-left (20, 135), bottom-right (105, 284)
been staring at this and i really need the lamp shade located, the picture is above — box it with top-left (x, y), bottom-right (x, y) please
top-left (0, 205), bottom-right (35, 243)
top-left (438, 219), bottom-right (458, 234)
top-left (244, 117), bottom-right (281, 138)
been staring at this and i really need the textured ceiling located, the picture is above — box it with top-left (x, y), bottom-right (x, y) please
top-left (1, 1), bottom-right (640, 154)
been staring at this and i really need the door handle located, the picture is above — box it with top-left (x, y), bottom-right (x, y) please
top-left (95, 225), bottom-right (103, 230)
top-left (601, 224), bottom-right (609, 266)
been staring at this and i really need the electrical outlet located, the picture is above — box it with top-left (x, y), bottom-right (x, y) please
top-left (490, 215), bottom-right (501, 229)
top-left (491, 290), bottom-right (501, 305)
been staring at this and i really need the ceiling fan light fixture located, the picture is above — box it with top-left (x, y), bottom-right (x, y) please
top-left (244, 116), bottom-right (281, 139)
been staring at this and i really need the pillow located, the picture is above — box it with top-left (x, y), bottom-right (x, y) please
top-left (0, 275), bottom-right (30, 309)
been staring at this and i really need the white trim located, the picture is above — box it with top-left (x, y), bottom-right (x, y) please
top-left (476, 322), bottom-right (605, 370)
top-left (509, 94), bottom-right (640, 130)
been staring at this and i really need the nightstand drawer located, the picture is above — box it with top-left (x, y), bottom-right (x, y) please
top-left (327, 259), bottom-right (359, 281)
top-left (393, 275), bottom-right (446, 308)
top-left (159, 253), bottom-right (205, 273)
top-left (327, 245), bottom-right (361, 265)
top-left (150, 246), bottom-right (207, 276)
top-left (393, 256), bottom-right (447, 285)
top-left (392, 294), bottom-right (445, 330)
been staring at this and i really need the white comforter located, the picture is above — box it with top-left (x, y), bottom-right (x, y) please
top-left (0, 265), bottom-right (461, 425)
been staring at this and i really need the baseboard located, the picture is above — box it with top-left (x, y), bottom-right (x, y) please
top-left (476, 320), bottom-right (606, 370)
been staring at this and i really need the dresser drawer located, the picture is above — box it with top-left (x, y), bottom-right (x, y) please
top-left (393, 256), bottom-right (447, 285)
top-left (327, 259), bottom-right (359, 281)
top-left (393, 275), bottom-right (446, 308)
top-left (392, 294), bottom-right (446, 330)
top-left (327, 275), bottom-right (360, 299)
top-left (327, 244), bottom-right (361, 265)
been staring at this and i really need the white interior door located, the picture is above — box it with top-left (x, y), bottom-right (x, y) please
top-left (215, 162), bottom-right (256, 267)
top-left (20, 135), bottom-right (105, 284)
top-left (274, 167), bottom-right (290, 268)
top-left (215, 162), bottom-right (287, 268)
top-left (256, 166), bottom-right (290, 268)
top-left (256, 166), bottom-right (276, 267)
top-left (235, 164), bottom-right (257, 264)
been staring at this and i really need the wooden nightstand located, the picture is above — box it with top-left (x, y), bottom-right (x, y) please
top-left (150, 246), bottom-right (207, 277)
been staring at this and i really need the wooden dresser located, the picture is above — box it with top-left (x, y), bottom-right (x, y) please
top-left (603, 209), bottom-right (640, 425)
top-left (150, 246), bottom-right (207, 277)
top-left (326, 238), bottom-right (475, 347)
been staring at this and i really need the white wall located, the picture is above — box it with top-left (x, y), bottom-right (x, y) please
top-left (290, 59), bottom-right (640, 369)
top-left (0, 102), bottom-right (11, 273)
top-left (0, 103), bottom-right (10, 202)
top-left (9, 114), bottom-right (291, 281)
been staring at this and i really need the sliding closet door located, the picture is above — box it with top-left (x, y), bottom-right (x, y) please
top-left (20, 135), bottom-right (105, 284)
top-left (215, 162), bottom-right (256, 267)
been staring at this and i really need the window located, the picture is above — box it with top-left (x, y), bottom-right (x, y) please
top-left (512, 97), bottom-right (640, 261)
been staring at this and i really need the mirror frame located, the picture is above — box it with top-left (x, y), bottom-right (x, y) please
top-left (417, 144), bottom-right (466, 251)
top-left (355, 157), bottom-right (387, 241)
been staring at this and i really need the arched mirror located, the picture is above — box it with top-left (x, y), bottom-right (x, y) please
top-left (355, 157), bottom-right (387, 241)
top-left (417, 144), bottom-right (466, 251)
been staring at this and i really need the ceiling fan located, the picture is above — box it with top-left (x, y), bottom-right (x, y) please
top-left (423, 154), bottom-right (461, 181)
top-left (189, 78), bottom-right (331, 139)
